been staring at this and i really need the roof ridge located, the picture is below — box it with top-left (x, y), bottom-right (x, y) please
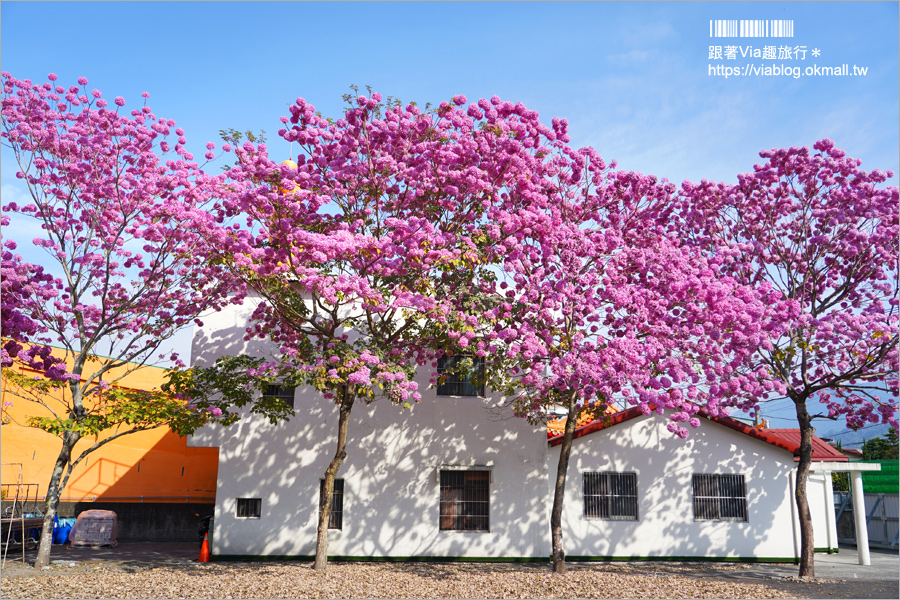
top-left (548, 405), bottom-right (848, 462)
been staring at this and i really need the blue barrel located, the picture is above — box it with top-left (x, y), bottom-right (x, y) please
top-left (53, 519), bottom-right (74, 544)
top-left (58, 523), bottom-right (72, 544)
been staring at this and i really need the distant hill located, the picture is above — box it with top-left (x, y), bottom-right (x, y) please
top-left (813, 421), bottom-right (892, 449)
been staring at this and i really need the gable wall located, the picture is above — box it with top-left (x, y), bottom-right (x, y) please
top-left (549, 414), bottom-right (801, 559)
top-left (188, 296), bottom-right (550, 558)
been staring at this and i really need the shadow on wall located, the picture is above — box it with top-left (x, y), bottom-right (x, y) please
top-left (207, 388), bottom-right (548, 558)
top-left (191, 298), bottom-right (270, 369)
top-left (191, 295), bottom-right (548, 558)
top-left (560, 416), bottom-right (796, 561)
top-left (340, 398), bottom-right (546, 559)
top-left (190, 299), bottom-right (805, 561)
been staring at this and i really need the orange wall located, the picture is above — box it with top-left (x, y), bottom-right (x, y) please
top-left (1, 349), bottom-right (218, 503)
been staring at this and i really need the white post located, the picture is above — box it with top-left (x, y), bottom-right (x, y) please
top-left (850, 470), bottom-right (870, 566)
top-left (789, 470), bottom-right (801, 560)
top-left (823, 471), bottom-right (837, 552)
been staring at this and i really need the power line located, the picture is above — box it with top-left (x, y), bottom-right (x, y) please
top-left (828, 423), bottom-right (889, 436)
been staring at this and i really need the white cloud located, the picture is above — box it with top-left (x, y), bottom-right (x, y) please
top-left (606, 49), bottom-right (656, 66)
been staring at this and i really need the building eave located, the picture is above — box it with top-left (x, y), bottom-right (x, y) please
top-left (547, 405), bottom-right (848, 462)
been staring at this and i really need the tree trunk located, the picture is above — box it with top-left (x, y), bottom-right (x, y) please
top-left (792, 395), bottom-right (815, 579)
top-left (313, 390), bottom-right (354, 571)
top-left (551, 390), bottom-right (579, 574)
top-left (33, 431), bottom-right (80, 569)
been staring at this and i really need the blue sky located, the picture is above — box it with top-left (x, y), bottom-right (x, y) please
top-left (3, 2), bottom-right (897, 185)
top-left (2, 1), bottom-right (898, 437)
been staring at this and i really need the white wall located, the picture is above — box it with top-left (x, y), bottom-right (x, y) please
top-left (188, 296), bottom-right (550, 558)
top-left (189, 296), bottom-right (836, 560)
top-left (803, 471), bottom-right (839, 551)
top-left (548, 414), bottom-right (801, 559)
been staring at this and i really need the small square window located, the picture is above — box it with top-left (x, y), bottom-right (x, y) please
top-left (583, 472), bottom-right (638, 520)
top-left (439, 470), bottom-right (489, 531)
top-left (263, 384), bottom-right (295, 409)
top-left (436, 356), bottom-right (485, 397)
top-left (692, 474), bottom-right (747, 521)
top-left (319, 479), bottom-right (344, 530)
top-left (235, 498), bottom-right (261, 518)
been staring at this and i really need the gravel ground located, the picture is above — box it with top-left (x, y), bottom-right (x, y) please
top-left (1, 560), bottom-right (801, 599)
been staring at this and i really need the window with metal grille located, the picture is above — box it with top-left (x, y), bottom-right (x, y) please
top-left (692, 474), bottom-right (748, 521)
top-left (263, 384), bottom-right (295, 409)
top-left (235, 498), bottom-right (261, 518)
top-left (436, 356), bottom-right (485, 397)
top-left (583, 472), bottom-right (639, 520)
top-left (439, 470), bottom-right (489, 531)
top-left (318, 479), bottom-right (344, 530)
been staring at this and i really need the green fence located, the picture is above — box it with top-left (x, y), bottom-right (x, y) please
top-left (861, 460), bottom-right (898, 494)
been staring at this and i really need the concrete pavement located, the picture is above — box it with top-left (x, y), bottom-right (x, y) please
top-left (793, 547), bottom-right (898, 582)
top-left (8, 541), bottom-right (199, 567)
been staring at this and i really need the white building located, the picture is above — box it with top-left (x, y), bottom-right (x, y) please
top-left (189, 298), bottom-right (847, 562)
top-left (548, 408), bottom-right (845, 561)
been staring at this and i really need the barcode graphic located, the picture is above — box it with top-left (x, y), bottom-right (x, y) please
top-left (709, 20), bottom-right (794, 38)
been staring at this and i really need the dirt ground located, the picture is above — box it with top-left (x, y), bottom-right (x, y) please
top-left (2, 557), bottom-right (897, 599)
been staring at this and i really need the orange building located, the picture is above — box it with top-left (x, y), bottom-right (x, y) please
top-left (546, 404), bottom-right (619, 438)
top-left (1, 347), bottom-right (218, 506)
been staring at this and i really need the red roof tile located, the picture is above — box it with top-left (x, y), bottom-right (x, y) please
top-left (763, 429), bottom-right (849, 461)
top-left (548, 406), bottom-right (848, 462)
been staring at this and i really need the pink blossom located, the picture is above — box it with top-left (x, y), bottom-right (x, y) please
top-left (1, 71), bottom-right (244, 412)
top-left (347, 366), bottom-right (371, 384)
top-left (677, 140), bottom-right (897, 432)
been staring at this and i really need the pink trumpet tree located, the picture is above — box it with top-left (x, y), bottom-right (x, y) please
top-left (1, 215), bottom-right (67, 379)
top-left (478, 156), bottom-right (788, 573)
top-left (678, 139), bottom-right (899, 578)
top-left (202, 92), bottom-right (597, 570)
top-left (0, 73), bottom-right (257, 569)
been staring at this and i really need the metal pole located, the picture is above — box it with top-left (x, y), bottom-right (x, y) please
top-left (1, 464), bottom-right (24, 567)
top-left (850, 470), bottom-right (871, 565)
